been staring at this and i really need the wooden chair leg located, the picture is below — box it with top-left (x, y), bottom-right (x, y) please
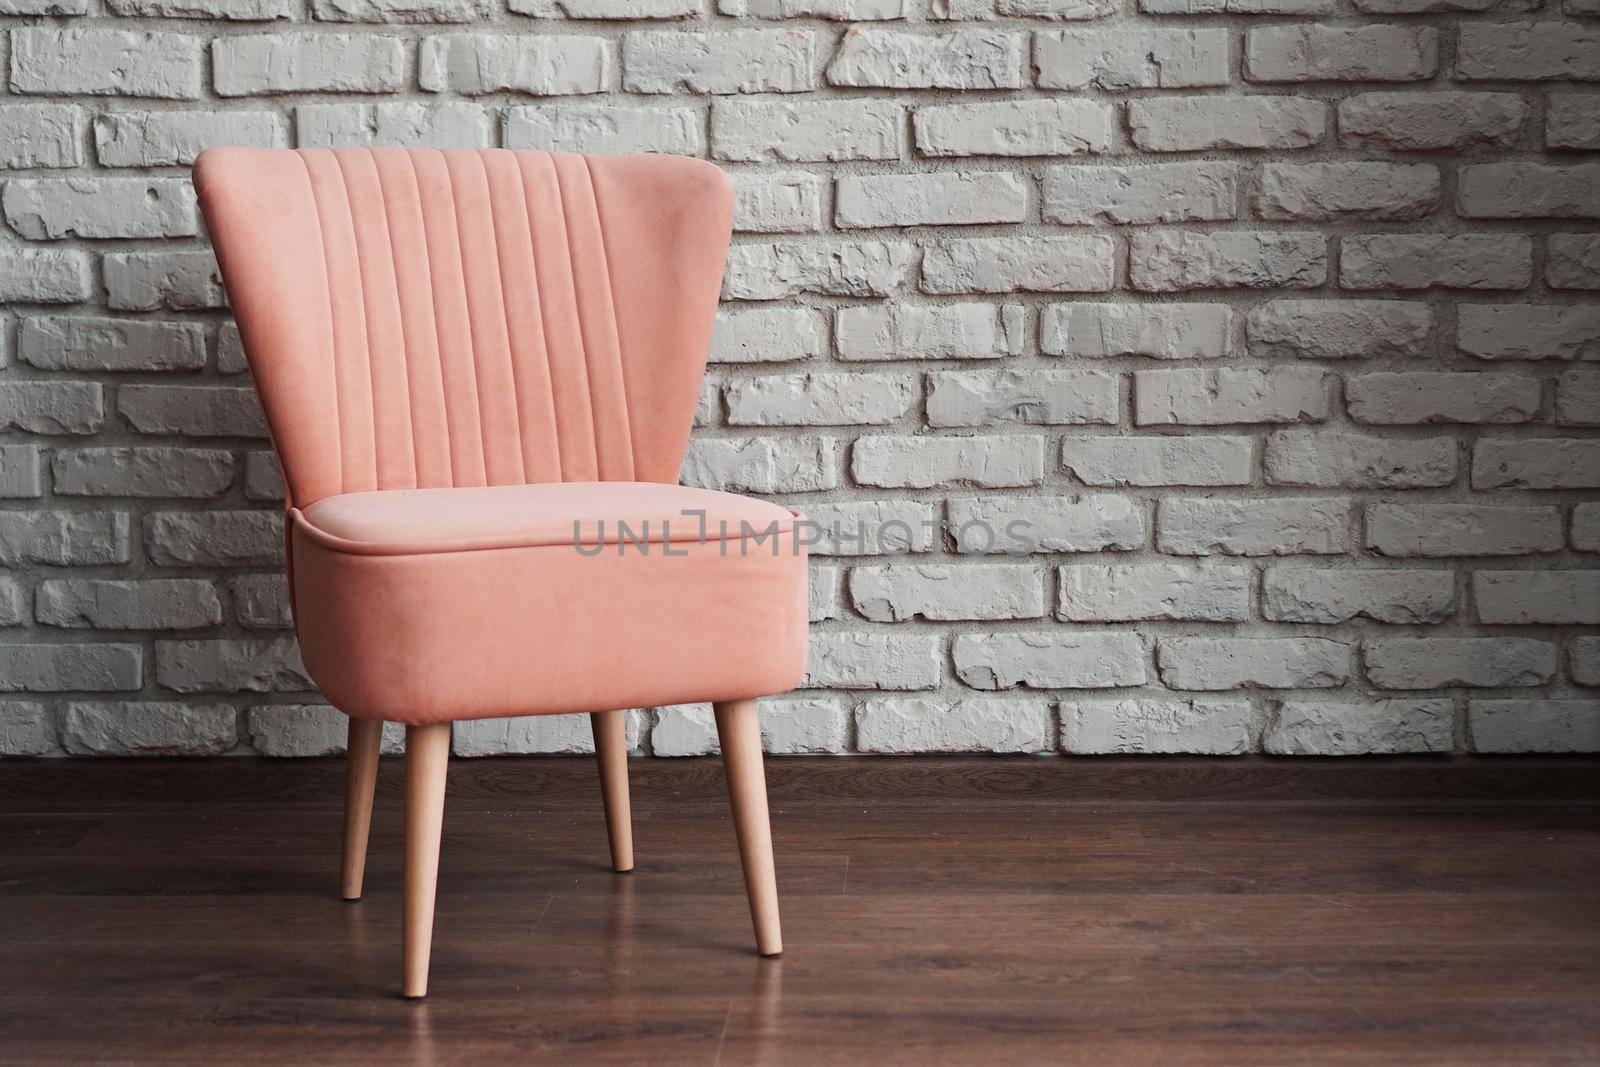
top-left (403, 722), bottom-right (451, 999)
top-left (713, 699), bottom-right (782, 957)
top-left (590, 711), bottom-right (634, 873)
top-left (340, 717), bottom-right (384, 901)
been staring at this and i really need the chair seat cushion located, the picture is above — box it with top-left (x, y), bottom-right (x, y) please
top-left (290, 482), bottom-right (808, 725)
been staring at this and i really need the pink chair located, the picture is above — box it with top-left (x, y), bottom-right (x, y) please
top-left (195, 148), bottom-right (807, 998)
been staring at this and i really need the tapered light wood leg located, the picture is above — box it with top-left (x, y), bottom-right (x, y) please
top-left (403, 722), bottom-right (451, 999)
top-left (341, 717), bottom-right (384, 901)
top-left (590, 711), bottom-right (634, 873)
top-left (713, 699), bottom-right (782, 957)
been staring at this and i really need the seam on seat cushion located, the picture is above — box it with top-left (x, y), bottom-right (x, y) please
top-left (291, 503), bottom-right (802, 558)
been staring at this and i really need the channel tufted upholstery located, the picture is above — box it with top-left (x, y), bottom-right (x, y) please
top-left (195, 148), bottom-right (809, 726)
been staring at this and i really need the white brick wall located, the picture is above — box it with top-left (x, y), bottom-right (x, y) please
top-left (0, 2), bottom-right (1596, 759)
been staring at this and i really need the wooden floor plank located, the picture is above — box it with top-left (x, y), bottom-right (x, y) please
top-left (0, 757), bottom-right (1595, 1065)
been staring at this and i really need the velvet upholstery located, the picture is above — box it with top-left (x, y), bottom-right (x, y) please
top-left (196, 148), bottom-right (807, 725)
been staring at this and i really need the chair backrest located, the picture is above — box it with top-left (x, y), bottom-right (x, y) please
top-left (195, 148), bottom-right (733, 509)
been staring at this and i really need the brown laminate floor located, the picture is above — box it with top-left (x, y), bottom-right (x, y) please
top-left (0, 757), bottom-right (1596, 1066)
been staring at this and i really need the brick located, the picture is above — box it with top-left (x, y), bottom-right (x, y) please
top-left (850, 564), bottom-right (1044, 621)
top-left (857, 698), bottom-right (1049, 754)
top-left (1549, 235), bottom-right (1600, 291)
top-left (454, 710), bottom-right (641, 756)
top-left (1472, 439), bottom-right (1600, 490)
top-left (419, 35), bottom-right (609, 95)
top-left (0, 512), bottom-right (130, 567)
top-left (297, 102), bottom-right (490, 148)
top-left (61, 702), bottom-right (235, 756)
top-left (1354, 0), bottom-right (1537, 9)
top-left (800, 500), bottom-right (937, 556)
top-left (145, 511), bottom-right (284, 567)
top-left (730, 173), bottom-right (821, 234)
top-left (1264, 568), bottom-right (1454, 624)
top-left (104, 253), bottom-right (225, 312)
top-left (1365, 503), bottom-right (1562, 557)
top-left (1576, 503), bottom-right (1600, 554)
top-left (923, 237), bottom-right (1115, 295)
top-left (1130, 232), bottom-right (1326, 292)
top-left (95, 111), bottom-right (283, 167)
top-left (1135, 367), bottom-right (1330, 426)
top-left (802, 632), bottom-right (940, 690)
top-left (761, 698), bottom-right (850, 755)
top-left (247, 705), bottom-right (403, 757)
top-left (725, 373), bottom-right (915, 426)
top-left (1475, 571), bottom-right (1600, 625)
top-left (1158, 637), bottom-right (1351, 690)
top-left (852, 435), bottom-right (1043, 489)
top-left (836, 172), bottom-right (1028, 228)
top-left (946, 494), bottom-right (1143, 555)
top-left (0, 383), bottom-right (104, 435)
top-left (928, 369), bottom-right (1117, 428)
top-left (1043, 303), bottom-right (1233, 361)
top-left (53, 447), bottom-right (235, 498)
top-left (1457, 23), bottom-right (1600, 81)
top-left (1255, 163), bottom-right (1438, 222)
top-left (1141, 0), bottom-right (1331, 10)
top-left (0, 579), bottom-right (24, 626)
top-left (914, 100), bottom-right (1111, 158)
top-left (3, 179), bottom-right (196, 240)
top-left (244, 453), bottom-right (286, 501)
top-left (1338, 92), bottom-right (1526, 150)
top-left (232, 574), bottom-right (292, 630)
top-left (1246, 300), bottom-right (1431, 361)
top-left (1045, 162), bottom-right (1236, 225)
top-left (710, 308), bottom-right (824, 363)
top-left (505, 106), bottom-right (701, 155)
top-left (156, 638), bottom-right (312, 692)
top-left (0, 645), bottom-right (142, 692)
top-left (828, 29), bottom-right (1023, 89)
top-left (1058, 562), bottom-right (1250, 622)
top-left (218, 325), bottom-right (249, 374)
top-left (0, 445), bottom-right (43, 499)
top-left (0, 0), bottom-right (86, 10)
top-left (1265, 699), bottom-right (1452, 756)
top-left (0, 251), bottom-right (91, 304)
top-left (679, 436), bottom-right (836, 493)
top-left (1458, 305), bottom-right (1600, 361)
top-left (1036, 28), bottom-right (1228, 89)
top-left (1558, 370), bottom-right (1600, 425)
top-left (1246, 25), bottom-right (1437, 83)
top-left (0, 105), bottom-right (85, 169)
top-left (1458, 163), bottom-right (1600, 220)
top-left (1347, 372), bottom-right (1542, 425)
top-left (37, 579), bottom-right (223, 630)
top-left (724, 241), bottom-right (913, 300)
top-left (1367, 638), bottom-right (1555, 689)
top-left (1548, 95), bottom-right (1600, 150)
top-left (312, 0), bottom-right (491, 19)
top-left (1265, 430), bottom-right (1456, 489)
top-left (1128, 96), bottom-right (1325, 152)
top-left (1063, 436), bottom-right (1251, 487)
top-left (810, 567), bottom-right (841, 622)
top-left (10, 28), bottom-right (203, 99)
top-left (108, 0), bottom-right (291, 14)
top-left (626, 30), bottom-right (814, 94)
top-left (1158, 497), bottom-right (1350, 556)
top-left (1341, 235), bottom-right (1531, 291)
top-left (954, 632), bottom-right (1147, 689)
top-left (1471, 700), bottom-right (1600, 754)
top-left (712, 99), bottom-right (901, 162)
top-left (215, 34), bottom-right (407, 96)
top-left (724, 0), bottom-right (906, 14)
top-left (0, 703), bottom-right (53, 757)
top-left (1575, 636), bottom-right (1600, 684)
top-left (1061, 698), bottom-right (1253, 756)
top-left (119, 386), bottom-right (266, 437)
top-left (19, 317), bottom-right (206, 373)
top-left (836, 304), bottom-right (1023, 360)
